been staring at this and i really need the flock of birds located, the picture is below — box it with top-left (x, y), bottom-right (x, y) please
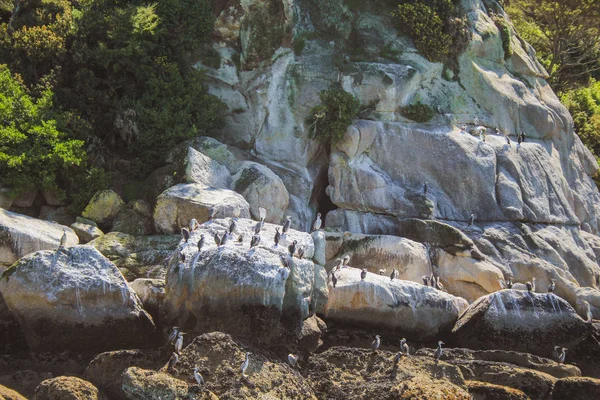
top-left (459, 117), bottom-right (527, 151)
top-left (498, 276), bottom-right (558, 294)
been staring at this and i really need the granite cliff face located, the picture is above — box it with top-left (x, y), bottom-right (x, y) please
top-left (194, 0), bottom-right (600, 316)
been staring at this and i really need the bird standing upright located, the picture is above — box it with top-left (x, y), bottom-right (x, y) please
top-left (423, 182), bottom-right (428, 195)
top-left (241, 352), bottom-right (251, 377)
top-left (400, 338), bottom-right (409, 355)
top-left (197, 235), bottom-right (205, 252)
top-left (548, 279), bottom-right (556, 293)
top-left (330, 271), bottom-right (338, 288)
top-left (390, 269), bottom-right (398, 281)
top-left (282, 216), bottom-right (292, 234)
top-left (189, 218), bottom-right (199, 231)
top-left (181, 227), bottom-right (190, 242)
top-left (287, 353), bottom-right (299, 368)
top-left (371, 335), bottom-right (381, 351)
top-left (434, 341), bottom-right (444, 362)
top-left (274, 227), bottom-right (281, 246)
top-left (193, 367), bottom-right (204, 385)
top-left (167, 352), bottom-right (179, 373)
top-left (558, 348), bottom-right (567, 364)
top-left (313, 213), bottom-right (322, 232)
top-left (360, 269), bottom-right (367, 281)
top-left (174, 332), bottom-right (185, 354)
top-left (468, 214), bottom-right (476, 226)
top-left (250, 234), bottom-right (261, 249)
top-left (59, 229), bottom-right (68, 248)
top-left (288, 240), bottom-right (297, 257)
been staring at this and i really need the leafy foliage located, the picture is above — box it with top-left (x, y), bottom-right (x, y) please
top-left (306, 86), bottom-right (360, 146)
top-left (399, 102), bottom-right (435, 123)
top-left (0, 64), bottom-right (84, 195)
top-left (561, 81), bottom-right (600, 156)
top-left (490, 13), bottom-right (512, 58)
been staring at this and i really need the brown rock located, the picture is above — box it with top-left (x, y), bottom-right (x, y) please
top-left (33, 376), bottom-right (103, 400)
top-left (0, 370), bottom-right (52, 399)
top-left (551, 377), bottom-right (600, 400)
top-left (0, 384), bottom-right (27, 400)
top-left (466, 381), bottom-right (528, 400)
top-left (121, 367), bottom-right (217, 400)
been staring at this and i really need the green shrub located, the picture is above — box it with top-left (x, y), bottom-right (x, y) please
top-left (491, 14), bottom-right (513, 58)
top-left (306, 86), bottom-right (360, 146)
top-left (294, 38), bottom-right (306, 56)
top-left (68, 167), bottom-right (111, 213)
top-left (399, 102), bottom-right (436, 123)
top-left (0, 64), bottom-right (85, 196)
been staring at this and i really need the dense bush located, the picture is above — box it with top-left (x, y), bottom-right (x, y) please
top-left (399, 102), bottom-right (436, 123)
top-left (561, 81), bottom-right (600, 158)
top-left (306, 86), bottom-right (360, 146)
top-left (0, 64), bottom-right (84, 196)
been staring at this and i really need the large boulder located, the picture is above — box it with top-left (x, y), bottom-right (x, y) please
top-left (232, 161), bottom-right (289, 223)
top-left (0, 384), bottom-right (27, 400)
top-left (168, 332), bottom-right (316, 399)
top-left (552, 377), bottom-right (600, 400)
top-left (161, 218), bottom-right (325, 347)
top-left (153, 183), bottom-right (250, 234)
top-left (184, 146), bottom-right (231, 189)
top-left (90, 232), bottom-right (180, 281)
top-left (112, 206), bottom-right (154, 237)
top-left (452, 290), bottom-right (590, 357)
top-left (70, 222), bottom-right (103, 244)
top-left (0, 209), bottom-right (78, 266)
top-left (121, 367), bottom-right (201, 400)
top-left (81, 190), bottom-right (126, 228)
top-left (129, 279), bottom-right (165, 319)
top-left (322, 267), bottom-right (468, 340)
top-left (0, 370), bottom-right (53, 399)
top-left (33, 376), bottom-right (103, 400)
top-left (0, 246), bottom-right (156, 352)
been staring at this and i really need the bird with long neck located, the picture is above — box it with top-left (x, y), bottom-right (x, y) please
top-left (558, 348), bottom-right (567, 364)
top-left (548, 279), bottom-right (556, 293)
top-left (400, 338), bottom-right (409, 355)
top-left (241, 352), bottom-right (251, 377)
top-left (371, 335), bottom-right (381, 351)
top-left (167, 352), bottom-right (179, 373)
top-left (193, 367), bottom-right (204, 385)
top-left (312, 213), bottom-right (322, 232)
top-left (434, 341), bottom-right (444, 362)
top-left (287, 353), bottom-right (299, 368)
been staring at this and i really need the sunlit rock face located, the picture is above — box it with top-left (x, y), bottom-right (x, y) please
top-left (0, 246), bottom-right (156, 352)
top-left (452, 290), bottom-right (590, 357)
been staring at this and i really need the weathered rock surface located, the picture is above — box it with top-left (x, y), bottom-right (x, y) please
top-left (33, 376), bottom-right (103, 400)
top-left (552, 377), bottom-right (600, 400)
top-left (90, 232), bottom-right (180, 281)
top-left (153, 183), bottom-right (250, 234)
top-left (170, 332), bottom-right (316, 399)
top-left (130, 279), bottom-right (165, 319)
top-left (0, 209), bottom-right (78, 266)
top-left (112, 205), bottom-right (154, 237)
top-left (185, 146), bottom-right (231, 189)
top-left (84, 349), bottom-right (166, 400)
top-left (161, 218), bottom-right (325, 347)
top-left (70, 222), bottom-right (103, 244)
top-left (81, 190), bottom-right (125, 228)
top-left (465, 380), bottom-right (528, 400)
top-left (323, 267), bottom-right (468, 340)
top-left (452, 290), bottom-right (590, 357)
top-left (0, 384), bottom-right (27, 400)
top-left (0, 370), bottom-right (52, 399)
top-left (122, 367), bottom-right (201, 400)
top-left (0, 246), bottom-right (156, 352)
top-left (39, 205), bottom-right (76, 226)
top-left (232, 161), bottom-right (289, 223)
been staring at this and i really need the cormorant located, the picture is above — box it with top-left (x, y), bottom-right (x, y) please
top-left (548, 279), bottom-right (556, 293)
top-left (288, 240), bottom-right (297, 256)
top-left (297, 246), bottom-right (305, 259)
top-left (313, 213), bottom-right (322, 232)
top-left (197, 235), bottom-right (205, 252)
top-left (468, 214), bottom-right (476, 226)
top-left (60, 229), bottom-right (68, 248)
top-left (361, 269), bottom-right (367, 280)
top-left (372, 335), bottom-right (381, 351)
top-left (282, 216), bottom-right (292, 234)
top-left (287, 353), bottom-right (299, 368)
top-left (181, 227), bottom-right (190, 242)
top-left (434, 341), bottom-right (444, 362)
top-left (167, 352), bottom-right (179, 373)
top-left (193, 367), bottom-right (204, 385)
top-left (274, 227), bottom-right (281, 246)
top-left (250, 234), bottom-right (261, 248)
top-left (390, 269), bottom-right (398, 281)
top-left (241, 352), bottom-right (251, 377)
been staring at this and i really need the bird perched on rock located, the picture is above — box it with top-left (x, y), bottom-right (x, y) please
top-left (313, 213), bottom-right (322, 232)
top-left (241, 352), bottom-right (251, 377)
top-left (400, 338), bottom-right (409, 355)
top-left (168, 326), bottom-right (179, 345)
top-left (297, 247), bottom-right (305, 259)
top-left (435, 276), bottom-right (445, 291)
top-left (434, 341), bottom-right (444, 362)
top-left (197, 235), bottom-right (205, 252)
top-left (60, 229), bottom-right (68, 248)
top-left (174, 332), bottom-right (185, 354)
top-left (167, 352), bottom-right (179, 373)
top-left (371, 335), bottom-right (381, 351)
top-left (526, 277), bottom-right (536, 292)
top-left (548, 279), bottom-right (556, 293)
top-left (237, 234), bottom-right (244, 244)
top-left (429, 273), bottom-right (436, 287)
top-left (259, 207), bottom-right (267, 222)
top-left (468, 214), bottom-right (476, 226)
top-left (220, 232), bottom-right (229, 247)
top-left (361, 269), bottom-right (367, 281)
top-left (506, 136), bottom-right (511, 146)
top-left (422, 275), bottom-right (430, 286)
top-left (181, 227), bottom-right (190, 242)
top-left (287, 353), bottom-right (299, 368)
top-left (189, 219), bottom-right (199, 231)
top-left (423, 182), bottom-right (428, 195)
top-left (499, 278), bottom-right (514, 289)
top-left (228, 219), bottom-right (237, 235)
top-left (558, 348), bottom-right (567, 364)
top-left (521, 131), bottom-right (526, 142)
top-left (214, 233), bottom-right (221, 247)
top-left (288, 240), bottom-right (297, 257)
top-left (250, 234), bottom-right (261, 249)
top-left (274, 227), bottom-right (281, 246)
top-left (280, 254), bottom-right (290, 269)
top-left (334, 258), bottom-right (343, 272)
top-left (193, 367), bottom-right (204, 385)
top-left (282, 216), bottom-right (292, 234)
top-left (553, 345), bottom-right (561, 361)
top-left (254, 221), bottom-right (262, 235)
top-left (179, 250), bottom-right (185, 263)
top-left (330, 271), bottom-right (338, 288)
top-left (390, 269), bottom-right (398, 281)
top-left (342, 254), bottom-right (351, 267)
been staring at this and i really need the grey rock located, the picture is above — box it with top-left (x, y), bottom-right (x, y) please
top-left (70, 222), bottom-right (104, 244)
top-left (185, 146), bottom-right (231, 189)
top-left (130, 279), bottom-right (165, 319)
top-left (81, 190), bottom-right (126, 227)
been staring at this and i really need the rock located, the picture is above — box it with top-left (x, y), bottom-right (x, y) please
top-left (129, 200), bottom-right (152, 219)
top-left (121, 367), bottom-right (196, 400)
top-left (0, 246), bottom-right (156, 352)
top-left (397, 218), bottom-right (476, 255)
top-left (325, 209), bottom-right (399, 235)
top-left (169, 332), bottom-right (316, 399)
top-left (81, 190), bottom-right (126, 228)
top-left (33, 376), bottom-right (102, 400)
top-left (153, 183), bottom-right (250, 234)
top-left (324, 232), bottom-right (431, 283)
top-left (452, 290), bottom-right (590, 357)
top-left (12, 188), bottom-right (39, 208)
top-left (39, 206), bottom-right (76, 226)
top-left (76, 216), bottom-right (98, 227)
top-left (70, 222), bottom-right (104, 244)
top-left (232, 161), bottom-right (289, 223)
top-left (42, 189), bottom-right (68, 206)
top-left (84, 349), bottom-right (166, 400)
top-left (552, 377), bottom-right (600, 400)
top-left (0, 370), bottom-right (52, 399)
top-left (185, 146), bottom-right (231, 189)
top-left (0, 187), bottom-right (14, 209)
top-left (139, 164), bottom-right (181, 206)
top-left (112, 206), bottom-right (154, 236)
top-left (568, 322), bottom-right (600, 378)
top-left (0, 209), bottom-right (78, 266)
top-left (161, 218), bottom-right (323, 347)
top-left (298, 315), bottom-right (326, 353)
top-left (323, 267), bottom-right (468, 340)
top-left (90, 232), bottom-right (180, 281)
top-left (311, 230), bottom-right (326, 266)
top-left (129, 279), bottom-right (165, 319)
top-left (0, 384), bottom-right (27, 400)
top-left (306, 347), bottom-right (471, 399)
top-left (465, 381), bottom-right (528, 400)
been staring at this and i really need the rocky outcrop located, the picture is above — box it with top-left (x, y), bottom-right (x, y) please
top-left (33, 376), bottom-right (103, 400)
top-left (81, 190), bottom-right (125, 228)
top-left (185, 146), bottom-right (231, 189)
top-left (121, 367), bottom-right (201, 400)
top-left (0, 370), bottom-right (52, 399)
top-left (0, 246), bottom-right (156, 352)
top-left (0, 208), bottom-right (78, 266)
top-left (465, 381), bottom-right (528, 400)
top-left (84, 349), bottom-right (166, 400)
top-left (452, 290), bottom-right (590, 357)
top-left (552, 377), bottom-right (600, 400)
top-left (90, 232), bottom-right (180, 281)
top-left (232, 161), bottom-right (289, 223)
top-left (112, 202), bottom-right (154, 236)
top-left (70, 221), bottom-right (103, 244)
top-left (153, 183), bottom-right (250, 234)
top-left (161, 218), bottom-right (325, 347)
top-left (323, 267), bottom-right (468, 340)
top-left (0, 384), bottom-right (27, 400)
top-left (130, 279), bottom-right (165, 319)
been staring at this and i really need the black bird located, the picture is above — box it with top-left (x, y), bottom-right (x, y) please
top-left (167, 352), bottom-right (179, 373)
top-left (521, 131), bottom-right (526, 142)
top-left (280, 254), bottom-right (290, 269)
top-left (360, 269), bottom-right (367, 280)
top-left (288, 240), bottom-right (297, 256)
top-left (506, 136), bottom-right (511, 146)
top-left (197, 235), bottom-right (205, 252)
top-left (506, 278), bottom-right (513, 289)
top-left (237, 234), bottom-right (244, 244)
top-left (422, 275), bottom-right (430, 286)
top-left (229, 219), bottom-right (237, 235)
top-left (330, 272), bottom-right (338, 288)
top-left (214, 232), bottom-right (221, 246)
top-left (518, 133), bottom-right (522, 145)
top-left (179, 251), bottom-right (185, 263)
top-left (250, 234), bottom-right (261, 248)
top-left (297, 247), bottom-right (305, 259)
top-left (254, 222), bottom-right (262, 235)
top-left (468, 214), bottom-right (476, 226)
top-left (274, 227), bottom-right (281, 246)
top-left (220, 232), bottom-right (229, 246)
top-left (423, 182), bottom-right (428, 195)
top-left (548, 279), bottom-right (556, 293)
top-left (181, 227), bottom-right (190, 242)
top-left (390, 269), bottom-right (398, 281)
top-left (282, 216), bottom-right (292, 234)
